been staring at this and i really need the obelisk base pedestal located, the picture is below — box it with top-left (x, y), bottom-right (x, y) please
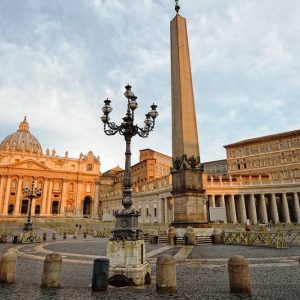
top-left (171, 192), bottom-right (209, 228)
top-left (171, 169), bottom-right (208, 228)
top-left (107, 239), bottom-right (151, 286)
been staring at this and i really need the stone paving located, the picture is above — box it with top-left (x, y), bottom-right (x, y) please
top-left (1, 233), bottom-right (300, 299)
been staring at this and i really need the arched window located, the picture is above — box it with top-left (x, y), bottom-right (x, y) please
top-left (86, 183), bottom-right (91, 193)
top-left (25, 179), bottom-right (31, 189)
top-left (11, 179), bottom-right (17, 189)
top-left (8, 204), bottom-right (14, 215)
top-left (69, 183), bottom-right (74, 192)
top-left (54, 181), bottom-right (60, 191)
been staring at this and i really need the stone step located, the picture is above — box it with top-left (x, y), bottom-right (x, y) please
top-left (145, 234), bottom-right (213, 245)
top-left (196, 236), bottom-right (213, 245)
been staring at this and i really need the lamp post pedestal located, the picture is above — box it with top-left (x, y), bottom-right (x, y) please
top-left (108, 209), bottom-right (151, 286)
top-left (107, 239), bottom-right (151, 286)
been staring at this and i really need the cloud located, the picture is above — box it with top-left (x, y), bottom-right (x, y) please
top-left (0, 0), bottom-right (299, 171)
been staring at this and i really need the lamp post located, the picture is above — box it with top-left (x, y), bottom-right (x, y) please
top-left (22, 180), bottom-right (42, 232)
top-left (100, 84), bottom-right (158, 240)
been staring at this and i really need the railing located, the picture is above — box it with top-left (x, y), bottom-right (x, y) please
top-left (222, 230), bottom-right (299, 249)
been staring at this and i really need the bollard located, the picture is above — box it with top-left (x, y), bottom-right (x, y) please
top-left (92, 258), bottom-right (109, 291)
top-left (1, 234), bottom-right (8, 243)
top-left (184, 227), bottom-right (195, 245)
top-left (156, 254), bottom-right (177, 293)
top-left (84, 232), bottom-right (87, 238)
top-left (0, 251), bottom-right (17, 283)
top-left (213, 233), bottom-right (222, 244)
top-left (152, 230), bottom-right (158, 244)
top-left (149, 230), bottom-right (158, 244)
top-left (41, 253), bottom-right (62, 288)
top-left (63, 232), bottom-right (67, 239)
top-left (167, 226), bottom-right (177, 246)
top-left (43, 233), bottom-right (47, 241)
top-left (228, 256), bottom-right (251, 295)
top-left (52, 233), bottom-right (56, 240)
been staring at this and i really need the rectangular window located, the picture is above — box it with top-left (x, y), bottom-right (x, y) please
top-left (154, 207), bottom-right (157, 217)
top-left (146, 208), bottom-right (149, 217)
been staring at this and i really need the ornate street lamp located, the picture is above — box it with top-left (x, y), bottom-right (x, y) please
top-left (22, 180), bottom-right (42, 232)
top-left (100, 84), bottom-right (158, 240)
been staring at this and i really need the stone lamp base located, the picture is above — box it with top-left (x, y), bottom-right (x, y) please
top-left (107, 239), bottom-right (151, 286)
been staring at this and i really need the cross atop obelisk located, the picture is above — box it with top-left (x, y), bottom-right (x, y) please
top-left (170, 2), bottom-right (207, 227)
top-left (175, 0), bottom-right (180, 14)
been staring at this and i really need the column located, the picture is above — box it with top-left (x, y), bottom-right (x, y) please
top-left (2, 176), bottom-right (11, 215)
top-left (259, 194), bottom-right (268, 224)
top-left (249, 194), bottom-right (257, 224)
top-left (46, 180), bottom-right (53, 215)
top-left (60, 180), bottom-right (68, 215)
top-left (75, 181), bottom-right (83, 216)
top-left (293, 192), bottom-right (300, 224)
top-left (0, 176), bottom-right (5, 213)
top-left (220, 195), bottom-right (227, 224)
top-left (164, 198), bottom-right (168, 224)
top-left (14, 177), bottom-right (23, 215)
top-left (92, 181), bottom-right (100, 218)
top-left (31, 179), bottom-right (38, 216)
top-left (219, 194), bottom-right (224, 207)
top-left (282, 193), bottom-right (291, 224)
top-left (209, 195), bottom-right (216, 208)
top-left (229, 195), bottom-right (237, 224)
top-left (270, 193), bottom-right (279, 224)
top-left (41, 179), bottom-right (49, 215)
top-left (239, 194), bottom-right (247, 224)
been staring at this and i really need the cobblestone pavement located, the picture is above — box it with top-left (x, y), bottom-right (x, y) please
top-left (1, 234), bottom-right (300, 299)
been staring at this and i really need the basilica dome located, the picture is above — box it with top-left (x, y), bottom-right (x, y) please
top-left (0, 117), bottom-right (42, 154)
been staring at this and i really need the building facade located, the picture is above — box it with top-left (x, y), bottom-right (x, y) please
top-left (0, 118), bottom-right (100, 218)
top-left (224, 129), bottom-right (300, 180)
top-left (2, 118), bottom-right (299, 225)
top-left (98, 130), bottom-right (300, 225)
top-left (98, 149), bottom-right (173, 222)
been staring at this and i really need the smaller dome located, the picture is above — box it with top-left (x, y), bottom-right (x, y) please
top-left (0, 117), bottom-right (42, 154)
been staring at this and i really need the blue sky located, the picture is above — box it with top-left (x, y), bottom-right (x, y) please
top-left (0, 0), bottom-right (299, 172)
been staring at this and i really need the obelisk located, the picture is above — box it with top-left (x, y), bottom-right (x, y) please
top-left (170, 1), bottom-right (208, 227)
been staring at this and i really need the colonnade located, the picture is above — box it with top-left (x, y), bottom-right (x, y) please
top-left (208, 192), bottom-right (300, 224)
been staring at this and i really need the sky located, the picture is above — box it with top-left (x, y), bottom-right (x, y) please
top-left (0, 0), bottom-right (299, 172)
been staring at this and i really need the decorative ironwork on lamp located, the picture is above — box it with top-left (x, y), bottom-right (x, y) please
top-left (22, 180), bottom-right (42, 232)
top-left (100, 84), bottom-right (158, 240)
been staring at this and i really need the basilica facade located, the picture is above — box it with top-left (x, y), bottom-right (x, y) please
top-left (0, 117), bottom-right (100, 218)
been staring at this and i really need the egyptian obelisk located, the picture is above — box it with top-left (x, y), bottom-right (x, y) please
top-left (171, 1), bottom-right (208, 227)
